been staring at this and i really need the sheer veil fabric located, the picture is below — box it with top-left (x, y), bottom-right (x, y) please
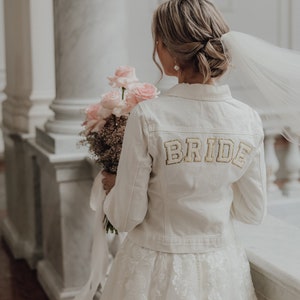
top-left (221, 31), bottom-right (300, 143)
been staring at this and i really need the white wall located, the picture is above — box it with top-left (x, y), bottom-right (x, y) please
top-left (126, 0), bottom-right (160, 84)
top-left (126, 0), bottom-right (299, 90)
top-left (291, 0), bottom-right (300, 50)
top-left (214, 0), bottom-right (299, 49)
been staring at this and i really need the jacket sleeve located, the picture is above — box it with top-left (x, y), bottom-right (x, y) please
top-left (231, 138), bottom-right (267, 224)
top-left (103, 105), bottom-right (152, 232)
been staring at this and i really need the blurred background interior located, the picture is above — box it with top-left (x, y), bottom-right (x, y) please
top-left (0, 0), bottom-right (300, 300)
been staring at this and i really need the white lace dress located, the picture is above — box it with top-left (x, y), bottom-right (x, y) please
top-left (100, 237), bottom-right (257, 300)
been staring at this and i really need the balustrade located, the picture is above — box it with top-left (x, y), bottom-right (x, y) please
top-left (264, 131), bottom-right (300, 200)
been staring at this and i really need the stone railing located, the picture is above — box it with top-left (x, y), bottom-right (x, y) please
top-left (235, 215), bottom-right (300, 300)
top-left (265, 132), bottom-right (299, 197)
top-left (238, 114), bottom-right (300, 300)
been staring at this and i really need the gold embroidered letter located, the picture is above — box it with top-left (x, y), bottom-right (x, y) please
top-left (232, 142), bottom-right (252, 168)
top-left (216, 139), bottom-right (234, 163)
top-left (184, 138), bottom-right (202, 162)
top-left (205, 138), bottom-right (217, 162)
top-left (164, 140), bottom-right (184, 165)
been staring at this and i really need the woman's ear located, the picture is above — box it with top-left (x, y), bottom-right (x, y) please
top-left (157, 45), bottom-right (179, 77)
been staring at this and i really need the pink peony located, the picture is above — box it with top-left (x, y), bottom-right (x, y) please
top-left (128, 82), bottom-right (159, 103)
top-left (108, 66), bottom-right (138, 88)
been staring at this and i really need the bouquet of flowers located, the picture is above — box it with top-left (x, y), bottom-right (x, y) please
top-left (81, 66), bottom-right (159, 233)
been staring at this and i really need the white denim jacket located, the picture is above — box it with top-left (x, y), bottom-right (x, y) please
top-left (104, 83), bottom-right (267, 253)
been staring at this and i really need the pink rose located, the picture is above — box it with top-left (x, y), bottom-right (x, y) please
top-left (85, 103), bottom-right (102, 122)
top-left (128, 82), bottom-right (159, 103)
top-left (125, 93), bottom-right (139, 107)
top-left (108, 66), bottom-right (139, 88)
top-left (101, 90), bottom-right (122, 110)
top-left (83, 103), bottom-right (111, 133)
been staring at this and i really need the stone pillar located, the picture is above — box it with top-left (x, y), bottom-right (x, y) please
top-left (282, 139), bottom-right (300, 197)
top-left (33, 147), bottom-right (97, 300)
top-left (0, 0), bottom-right (6, 158)
top-left (29, 1), bottom-right (129, 299)
top-left (36, 0), bottom-right (128, 152)
top-left (1, 0), bottom-right (55, 268)
top-left (264, 133), bottom-right (282, 198)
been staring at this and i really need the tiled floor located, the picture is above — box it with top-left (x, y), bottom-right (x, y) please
top-left (0, 163), bottom-right (49, 300)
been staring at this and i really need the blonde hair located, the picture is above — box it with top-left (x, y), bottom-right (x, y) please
top-left (152, 0), bottom-right (230, 83)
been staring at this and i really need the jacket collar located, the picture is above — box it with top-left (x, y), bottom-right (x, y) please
top-left (164, 83), bottom-right (232, 102)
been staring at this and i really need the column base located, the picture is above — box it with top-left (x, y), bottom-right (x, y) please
top-left (38, 260), bottom-right (81, 300)
top-left (1, 217), bottom-right (42, 268)
top-left (1, 217), bottom-right (25, 258)
top-left (30, 138), bottom-right (95, 299)
top-left (36, 127), bottom-right (87, 155)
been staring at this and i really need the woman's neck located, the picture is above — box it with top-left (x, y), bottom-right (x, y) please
top-left (177, 68), bottom-right (214, 85)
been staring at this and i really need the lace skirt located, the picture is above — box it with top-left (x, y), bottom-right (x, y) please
top-left (100, 238), bottom-right (257, 300)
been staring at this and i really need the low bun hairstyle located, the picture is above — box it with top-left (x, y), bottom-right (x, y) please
top-left (152, 0), bottom-right (230, 83)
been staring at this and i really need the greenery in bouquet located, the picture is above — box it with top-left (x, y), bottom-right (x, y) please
top-left (81, 66), bottom-right (159, 234)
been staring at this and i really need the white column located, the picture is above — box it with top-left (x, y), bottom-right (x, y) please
top-left (36, 0), bottom-right (128, 154)
top-left (33, 148), bottom-right (96, 300)
top-left (30, 1), bottom-right (129, 299)
top-left (2, 0), bottom-right (54, 134)
top-left (1, 0), bottom-right (55, 268)
top-left (0, 0), bottom-right (6, 158)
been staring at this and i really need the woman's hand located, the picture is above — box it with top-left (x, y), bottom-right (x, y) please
top-left (102, 171), bottom-right (116, 195)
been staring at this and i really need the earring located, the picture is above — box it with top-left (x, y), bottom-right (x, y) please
top-left (174, 64), bottom-right (180, 71)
